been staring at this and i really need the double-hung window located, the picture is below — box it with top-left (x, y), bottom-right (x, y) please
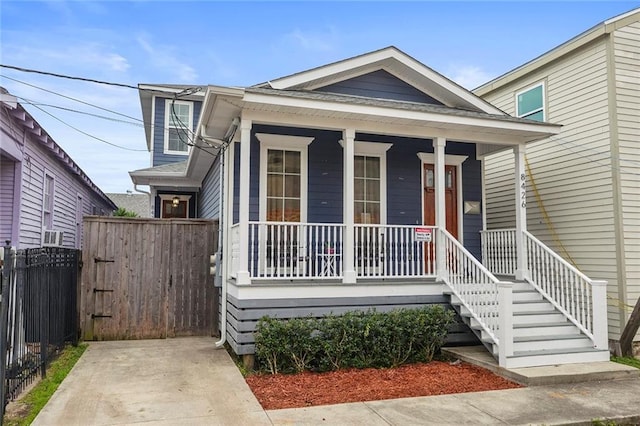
top-left (354, 156), bottom-right (381, 224)
top-left (516, 83), bottom-right (545, 121)
top-left (267, 149), bottom-right (301, 222)
top-left (43, 173), bottom-right (54, 229)
top-left (165, 100), bottom-right (193, 154)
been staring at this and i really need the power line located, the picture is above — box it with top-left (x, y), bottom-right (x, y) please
top-left (1, 63), bottom-right (139, 90)
top-left (17, 97), bottom-right (144, 128)
top-left (1, 74), bottom-right (144, 123)
top-left (28, 103), bottom-right (147, 152)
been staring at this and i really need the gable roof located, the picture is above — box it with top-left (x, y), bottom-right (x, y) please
top-left (1, 89), bottom-right (116, 210)
top-left (475, 7), bottom-right (640, 96)
top-left (254, 46), bottom-right (506, 115)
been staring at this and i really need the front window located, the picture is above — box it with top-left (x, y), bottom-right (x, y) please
top-left (267, 149), bottom-right (301, 222)
top-left (165, 100), bottom-right (193, 154)
top-left (43, 173), bottom-right (54, 229)
top-left (354, 155), bottom-right (380, 224)
top-left (516, 83), bottom-right (544, 121)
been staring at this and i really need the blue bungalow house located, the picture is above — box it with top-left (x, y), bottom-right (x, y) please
top-left (130, 47), bottom-right (610, 368)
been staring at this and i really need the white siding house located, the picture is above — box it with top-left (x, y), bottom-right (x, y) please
top-left (475, 8), bottom-right (640, 350)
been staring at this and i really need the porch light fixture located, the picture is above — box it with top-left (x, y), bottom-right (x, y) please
top-left (172, 196), bottom-right (180, 207)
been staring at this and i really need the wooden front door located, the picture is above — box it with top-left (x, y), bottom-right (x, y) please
top-left (423, 164), bottom-right (458, 239)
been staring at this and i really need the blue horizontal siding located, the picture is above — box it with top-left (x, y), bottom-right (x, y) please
top-left (229, 127), bottom-right (482, 260)
top-left (316, 70), bottom-right (444, 105)
top-left (152, 98), bottom-right (202, 167)
top-left (198, 156), bottom-right (221, 219)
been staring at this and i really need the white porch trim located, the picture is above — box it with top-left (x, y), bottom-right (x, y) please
top-left (236, 118), bottom-right (252, 285)
top-left (434, 137), bottom-right (446, 281)
top-left (342, 128), bottom-right (357, 283)
top-left (514, 144), bottom-right (528, 280)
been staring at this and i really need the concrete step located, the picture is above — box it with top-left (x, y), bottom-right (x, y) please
top-left (504, 347), bottom-right (611, 369)
top-left (513, 300), bottom-right (556, 313)
top-left (513, 290), bottom-right (543, 302)
top-left (512, 334), bottom-right (593, 352)
top-left (513, 322), bottom-right (580, 337)
top-left (513, 311), bottom-right (567, 325)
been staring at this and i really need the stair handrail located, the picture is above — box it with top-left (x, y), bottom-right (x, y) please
top-left (523, 230), bottom-right (606, 346)
top-left (439, 229), bottom-right (504, 345)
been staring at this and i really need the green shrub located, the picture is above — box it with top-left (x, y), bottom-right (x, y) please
top-left (253, 305), bottom-right (454, 374)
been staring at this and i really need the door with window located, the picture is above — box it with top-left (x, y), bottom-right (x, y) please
top-left (265, 149), bottom-right (303, 275)
top-left (423, 164), bottom-right (458, 238)
top-left (355, 155), bottom-right (382, 275)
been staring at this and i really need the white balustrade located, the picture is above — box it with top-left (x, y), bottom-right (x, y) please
top-left (481, 229), bottom-right (517, 276)
top-left (524, 231), bottom-right (606, 346)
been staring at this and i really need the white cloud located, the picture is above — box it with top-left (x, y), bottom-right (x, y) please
top-left (446, 65), bottom-right (493, 90)
top-left (136, 34), bottom-right (198, 83)
top-left (286, 28), bottom-right (336, 52)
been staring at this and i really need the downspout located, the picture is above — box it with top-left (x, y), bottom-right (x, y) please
top-left (205, 118), bottom-right (238, 348)
top-left (214, 145), bottom-right (226, 348)
top-left (133, 184), bottom-right (153, 218)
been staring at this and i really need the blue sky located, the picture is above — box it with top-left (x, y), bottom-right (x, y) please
top-left (1, 1), bottom-right (638, 193)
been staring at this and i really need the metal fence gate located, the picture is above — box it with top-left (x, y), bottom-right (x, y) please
top-left (0, 244), bottom-right (80, 416)
top-left (79, 217), bottom-right (219, 340)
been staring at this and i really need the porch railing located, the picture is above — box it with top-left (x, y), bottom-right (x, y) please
top-left (354, 224), bottom-right (437, 278)
top-left (247, 222), bottom-right (345, 280)
top-left (480, 229), bottom-right (517, 276)
top-left (239, 222), bottom-right (439, 280)
top-left (440, 229), bottom-right (503, 345)
top-left (524, 231), bottom-right (607, 347)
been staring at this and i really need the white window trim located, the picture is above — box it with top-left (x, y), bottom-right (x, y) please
top-left (417, 152), bottom-right (468, 243)
top-left (42, 170), bottom-right (55, 230)
top-left (515, 82), bottom-right (545, 121)
top-left (164, 99), bottom-right (193, 155)
top-left (352, 141), bottom-right (392, 225)
top-left (159, 194), bottom-right (192, 218)
top-left (256, 133), bottom-right (314, 223)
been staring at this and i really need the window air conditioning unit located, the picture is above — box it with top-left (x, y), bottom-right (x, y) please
top-left (42, 230), bottom-right (64, 247)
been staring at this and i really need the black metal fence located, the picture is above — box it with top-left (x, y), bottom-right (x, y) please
top-left (0, 241), bottom-right (80, 418)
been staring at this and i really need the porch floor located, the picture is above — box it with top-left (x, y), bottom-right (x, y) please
top-left (442, 346), bottom-right (639, 386)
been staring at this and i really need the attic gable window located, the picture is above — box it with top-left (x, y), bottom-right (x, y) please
top-left (164, 100), bottom-right (193, 154)
top-left (516, 83), bottom-right (545, 121)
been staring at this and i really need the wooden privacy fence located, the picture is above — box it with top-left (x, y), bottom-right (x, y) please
top-left (79, 217), bottom-right (218, 340)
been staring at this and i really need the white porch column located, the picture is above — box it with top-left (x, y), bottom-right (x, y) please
top-left (434, 137), bottom-right (447, 281)
top-left (342, 128), bottom-right (357, 283)
top-left (514, 144), bottom-right (528, 280)
top-left (236, 118), bottom-right (252, 285)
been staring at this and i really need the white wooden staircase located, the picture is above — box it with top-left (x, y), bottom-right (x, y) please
top-left (446, 280), bottom-right (610, 368)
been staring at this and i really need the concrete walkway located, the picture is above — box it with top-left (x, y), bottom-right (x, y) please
top-left (33, 338), bottom-right (640, 425)
top-left (32, 338), bottom-right (270, 425)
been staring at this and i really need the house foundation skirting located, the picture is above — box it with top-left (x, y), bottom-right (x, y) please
top-left (225, 293), bottom-right (478, 356)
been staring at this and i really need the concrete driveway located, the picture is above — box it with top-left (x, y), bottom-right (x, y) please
top-left (32, 337), bottom-right (271, 426)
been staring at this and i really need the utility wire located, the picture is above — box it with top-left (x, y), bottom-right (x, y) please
top-left (1, 74), bottom-right (144, 123)
top-left (1, 63), bottom-right (140, 90)
top-left (28, 103), bottom-right (147, 152)
top-left (17, 97), bottom-right (144, 128)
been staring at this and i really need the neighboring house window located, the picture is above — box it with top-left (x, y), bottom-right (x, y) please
top-left (42, 173), bottom-right (54, 229)
top-left (516, 83), bottom-right (544, 121)
top-left (267, 149), bottom-right (301, 222)
top-left (164, 100), bottom-right (193, 154)
top-left (257, 133), bottom-right (314, 223)
top-left (354, 156), bottom-right (380, 224)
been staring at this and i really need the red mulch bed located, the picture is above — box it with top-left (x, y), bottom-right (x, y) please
top-left (246, 360), bottom-right (523, 410)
